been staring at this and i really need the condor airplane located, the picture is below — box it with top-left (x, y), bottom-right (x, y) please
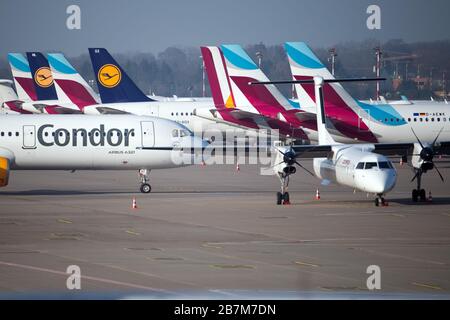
top-left (0, 115), bottom-right (205, 193)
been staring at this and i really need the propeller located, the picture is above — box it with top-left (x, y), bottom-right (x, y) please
top-left (410, 127), bottom-right (445, 182)
top-left (275, 147), bottom-right (315, 176)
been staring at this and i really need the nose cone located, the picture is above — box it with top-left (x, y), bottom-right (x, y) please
top-left (367, 170), bottom-right (397, 194)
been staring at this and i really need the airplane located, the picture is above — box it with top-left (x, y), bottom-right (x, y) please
top-left (0, 114), bottom-right (206, 193)
top-left (204, 43), bottom-right (450, 201)
top-left (269, 76), bottom-right (397, 206)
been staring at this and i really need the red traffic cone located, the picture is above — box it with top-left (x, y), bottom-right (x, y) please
top-left (132, 197), bottom-right (138, 209)
top-left (315, 189), bottom-right (320, 200)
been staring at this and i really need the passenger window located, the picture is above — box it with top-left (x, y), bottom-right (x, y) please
top-left (420, 118), bottom-right (423, 122)
top-left (356, 162), bottom-right (364, 169)
top-left (15, 132), bottom-right (19, 137)
top-left (431, 118), bottom-right (435, 122)
top-left (365, 162), bottom-right (377, 169)
top-left (414, 118), bottom-right (417, 122)
top-left (0, 132), bottom-right (4, 137)
top-left (8, 132), bottom-right (12, 137)
top-left (425, 118), bottom-right (429, 122)
top-left (408, 118), bottom-right (411, 122)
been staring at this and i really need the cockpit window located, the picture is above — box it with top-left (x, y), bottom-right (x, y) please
top-left (356, 162), bottom-right (364, 169)
top-left (364, 162), bottom-right (378, 169)
top-left (172, 129), bottom-right (179, 138)
top-left (179, 129), bottom-right (192, 137)
top-left (378, 161), bottom-right (392, 169)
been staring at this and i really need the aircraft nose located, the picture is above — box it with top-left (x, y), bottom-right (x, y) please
top-left (371, 171), bottom-right (397, 194)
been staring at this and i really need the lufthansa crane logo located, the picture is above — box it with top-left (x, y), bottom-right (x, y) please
top-left (34, 67), bottom-right (54, 88)
top-left (98, 64), bottom-right (121, 88)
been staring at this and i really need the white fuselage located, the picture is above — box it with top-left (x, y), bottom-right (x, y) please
top-left (0, 115), bottom-right (204, 170)
top-left (313, 145), bottom-right (397, 194)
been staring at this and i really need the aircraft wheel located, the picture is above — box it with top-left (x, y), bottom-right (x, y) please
top-left (412, 189), bottom-right (418, 202)
top-left (375, 198), bottom-right (380, 207)
top-left (283, 192), bottom-right (290, 205)
top-left (419, 189), bottom-right (426, 202)
top-left (140, 183), bottom-right (152, 194)
top-left (276, 192), bottom-right (283, 205)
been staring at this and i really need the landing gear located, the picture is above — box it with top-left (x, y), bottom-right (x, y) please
top-left (411, 169), bottom-right (427, 202)
top-left (375, 194), bottom-right (387, 207)
top-left (138, 169), bottom-right (152, 194)
top-left (276, 173), bottom-right (291, 205)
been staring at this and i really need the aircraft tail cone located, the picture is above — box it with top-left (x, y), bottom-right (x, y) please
top-left (132, 197), bottom-right (138, 209)
top-left (315, 189), bottom-right (320, 200)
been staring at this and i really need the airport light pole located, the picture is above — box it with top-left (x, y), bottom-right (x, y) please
top-left (255, 51), bottom-right (263, 68)
top-left (374, 47), bottom-right (382, 101)
top-left (328, 48), bottom-right (337, 76)
top-left (200, 56), bottom-right (205, 97)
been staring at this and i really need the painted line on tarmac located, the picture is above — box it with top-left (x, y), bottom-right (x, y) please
top-left (0, 260), bottom-right (169, 293)
top-left (412, 282), bottom-right (442, 290)
top-left (294, 261), bottom-right (320, 268)
top-left (57, 219), bottom-right (73, 224)
top-left (125, 230), bottom-right (141, 236)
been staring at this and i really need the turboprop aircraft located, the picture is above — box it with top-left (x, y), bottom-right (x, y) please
top-left (268, 77), bottom-right (397, 206)
top-left (0, 115), bottom-right (206, 193)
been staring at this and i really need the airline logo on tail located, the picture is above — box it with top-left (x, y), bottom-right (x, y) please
top-left (98, 64), bottom-right (121, 88)
top-left (34, 67), bottom-right (53, 88)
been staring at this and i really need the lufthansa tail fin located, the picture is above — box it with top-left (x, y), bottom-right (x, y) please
top-left (26, 52), bottom-right (58, 101)
top-left (88, 48), bottom-right (154, 103)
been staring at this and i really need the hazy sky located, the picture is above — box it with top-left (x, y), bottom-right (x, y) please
top-left (1, 0), bottom-right (449, 56)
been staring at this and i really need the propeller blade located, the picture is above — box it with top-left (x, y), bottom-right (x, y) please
top-left (271, 161), bottom-right (285, 168)
top-left (410, 128), bottom-right (424, 149)
top-left (435, 165), bottom-right (445, 182)
top-left (432, 127), bottom-right (445, 147)
top-left (277, 149), bottom-right (286, 156)
top-left (294, 160), bottom-right (315, 176)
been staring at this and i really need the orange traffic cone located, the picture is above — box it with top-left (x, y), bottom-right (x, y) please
top-left (201, 160), bottom-right (206, 167)
top-left (428, 191), bottom-right (433, 202)
top-left (132, 197), bottom-right (138, 209)
top-left (399, 158), bottom-right (403, 166)
top-left (315, 189), bottom-right (320, 200)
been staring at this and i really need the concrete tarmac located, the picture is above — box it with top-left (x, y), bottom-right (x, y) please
top-left (1, 162), bottom-right (450, 299)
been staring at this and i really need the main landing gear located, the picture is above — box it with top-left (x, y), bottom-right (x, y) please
top-left (411, 169), bottom-right (427, 202)
top-left (139, 169), bottom-right (152, 193)
top-left (374, 194), bottom-right (388, 207)
top-left (276, 172), bottom-right (292, 205)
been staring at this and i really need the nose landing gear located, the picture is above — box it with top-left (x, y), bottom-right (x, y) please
top-left (411, 169), bottom-right (427, 202)
top-left (139, 169), bottom-right (152, 194)
top-left (375, 194), bottom-right (388, 207)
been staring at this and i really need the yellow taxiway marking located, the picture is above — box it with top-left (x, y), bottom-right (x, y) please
top-left (412, 282), bottom-right (442, 290)
top-left (125, 230), bottom-right (141, 236)
top-left (57, 219), bottom-right (72, 224)
top-left (202, 243), bottom-right (222, 249)
top-left (294, 261), bottom-right (320, 267)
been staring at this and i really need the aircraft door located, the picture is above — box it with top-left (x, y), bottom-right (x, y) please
top-left (140, 121), bottom-right (155, 147)
top-left (22, 125), bottom-right (36, 149)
